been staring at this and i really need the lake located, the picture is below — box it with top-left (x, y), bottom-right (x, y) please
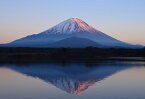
top-left (0, 60), bottom-right (145, 99)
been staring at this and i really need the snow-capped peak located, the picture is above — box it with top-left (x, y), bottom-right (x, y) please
top-left (44, 18), bottom-right (98, 34)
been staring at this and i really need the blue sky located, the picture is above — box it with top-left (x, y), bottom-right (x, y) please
top-left (0, 0), bottom-right (145, 45)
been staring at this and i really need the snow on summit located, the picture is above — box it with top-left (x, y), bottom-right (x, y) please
top-left (43, 18), bottom-right (98, 34)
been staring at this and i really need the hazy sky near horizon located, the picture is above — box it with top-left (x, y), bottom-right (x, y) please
top-left (0, 0), bottom-right (145, 45)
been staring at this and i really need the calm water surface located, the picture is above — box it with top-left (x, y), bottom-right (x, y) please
top-left (0, 61), bottom-right (145, 99)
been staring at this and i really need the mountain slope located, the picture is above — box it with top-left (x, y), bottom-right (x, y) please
top-left (47, 37), bottom-right (105, 48)
top-left (0, 18), bottom-right (143, 48)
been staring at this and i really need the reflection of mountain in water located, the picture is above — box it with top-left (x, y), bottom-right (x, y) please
top-left (5, 62), bottom-right (142, 95)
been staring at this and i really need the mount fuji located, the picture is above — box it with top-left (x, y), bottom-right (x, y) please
top-left (0, 18), bottom-right (143, 48)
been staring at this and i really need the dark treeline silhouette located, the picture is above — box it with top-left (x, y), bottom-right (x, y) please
top-left (0, 47), bottom-right (144, 63)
